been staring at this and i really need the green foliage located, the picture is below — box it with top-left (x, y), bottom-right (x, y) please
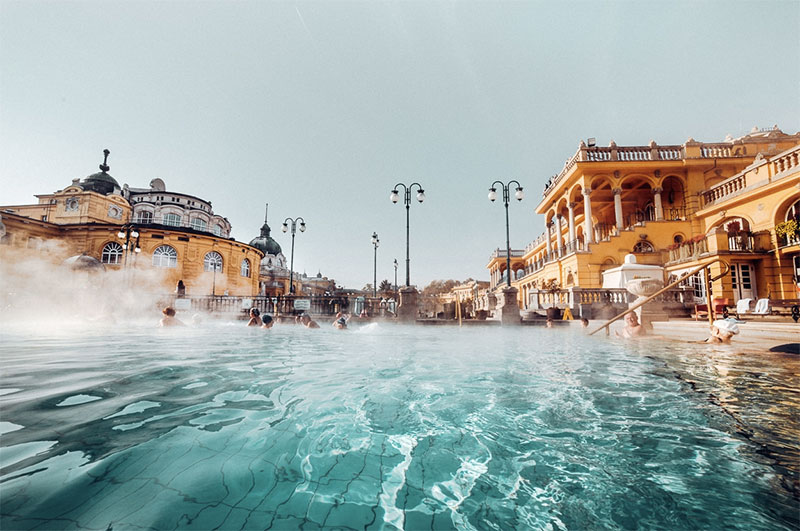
top-left (422, 278), bottom-right (474, 296)
top-left (775, 219), bottom-right (799, 238)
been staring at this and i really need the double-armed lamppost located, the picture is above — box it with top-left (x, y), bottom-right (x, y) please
top-left (488, 180), bottom-right (524, 287)
top-left (390, 183), bottom-right (425, 287)
top-left (371, 232), bottom-right (380, 297)
top-left (282, 217), bottom-right (306, 294)
top-left (116, 224), bottom-right (141, 268)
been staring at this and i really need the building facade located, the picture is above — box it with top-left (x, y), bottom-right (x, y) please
top-left (0, 151), bottom-right (262, 297)
top-left (487, 127), bottom-right (800, 309)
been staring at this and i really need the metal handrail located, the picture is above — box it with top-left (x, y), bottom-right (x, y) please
top-left (588, 257), bottom-right (730, 336)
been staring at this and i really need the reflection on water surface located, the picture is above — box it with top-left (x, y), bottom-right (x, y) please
top-left (1, 323), bottom-right (798, 530)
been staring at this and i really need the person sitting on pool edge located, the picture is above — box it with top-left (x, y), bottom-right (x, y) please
top-left (247, 308), bottom-right (262, 327)
top-left (297, 313), bottom-right (320, 329)
top-left (261, 314), bottom-right (274, 329)
top-left (616, 311), bottom-right (646, 338)
top-left (159, 306), bottom-right (185, 327)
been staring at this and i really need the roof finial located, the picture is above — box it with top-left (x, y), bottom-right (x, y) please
top-left (99, 149), bottom-right (110, 172)
top-left (264, 203), bottom-right (269, 224)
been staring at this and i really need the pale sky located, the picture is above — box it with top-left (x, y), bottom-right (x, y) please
top-left (2, 1), bottom-right (798, 289)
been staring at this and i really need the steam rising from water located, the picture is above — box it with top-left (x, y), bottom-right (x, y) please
top-left (0, 245), bottom-right (173, 327)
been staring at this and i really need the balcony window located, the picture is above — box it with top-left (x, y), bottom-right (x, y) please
top-left (163, 213), bottom-right (181, 227)
top-left (136, 211), bottom-right (153, 224)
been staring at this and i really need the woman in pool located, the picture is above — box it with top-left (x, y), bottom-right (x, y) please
top-left (159, 306), bottom-right (185, 327)
top-left (247, 308), bottom-right (262, 327)
top-left (333, 313), bottom-right (350, 329)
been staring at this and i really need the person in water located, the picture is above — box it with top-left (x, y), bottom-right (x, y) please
top-left (159, 306), bottom-right (185, 327)
top-left (703, 319), bottom-right (739, 344)
top-left (545, 318), bottom-right (554, 328)
top-left (247, 308), bottom-right (262, 327)
top-left (580, 318), bottom-right (589, 328)
top-left (333, 313), bottom-right (350, 329)
top-left (261, 314), bottom-right (274, 329)
top-left (298, 313), bottom-right (320, 329)
top-left (616, 311), bottom-right (645, 338)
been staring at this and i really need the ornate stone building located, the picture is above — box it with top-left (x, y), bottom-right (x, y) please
top-left (487, 127), bottom-right (800, 309)
top-left (0, 150), bottom-right (262, 297)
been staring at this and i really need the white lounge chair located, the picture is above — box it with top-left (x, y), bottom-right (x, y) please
top-left (752, 298), bottom-right (770, 315)
top-left (735, 298), bottom-right (752, 317)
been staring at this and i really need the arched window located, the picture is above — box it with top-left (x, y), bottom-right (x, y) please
top-left (633, 240), bottom-right (655, 253)
top-left (241, 258), bottom-right (251, 277)
top-left (213, 224), bottom-right (223, 236)
top-left (785, 198), bottom-right (800, 222)
top-left (163, 213), bottom-right (181, 227)
top-left (153, 245), bottom-right (178, 268)
top-left (136, 210), bottom-right (153, 224)
top-left (101, 242), bottom-right (124, 264)
top-left (204, 251), bottom-right (223, 272)
top-left (191, 218), bottom-right (207, 231)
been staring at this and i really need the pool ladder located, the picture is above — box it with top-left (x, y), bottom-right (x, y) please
top-left (589, 257), bottom-right (730, 336)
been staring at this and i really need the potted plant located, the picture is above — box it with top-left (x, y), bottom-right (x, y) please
top-left (776, 219), bottom-right (799, 245)
top-left (544, 279), bottom-right (562, 319)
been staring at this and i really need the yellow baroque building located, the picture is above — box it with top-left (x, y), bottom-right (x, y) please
top-left (0, 151), bottom-right (263, 297)
top-left (487, 127), bottom-right (800, 311)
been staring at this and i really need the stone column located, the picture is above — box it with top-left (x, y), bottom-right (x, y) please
top-left (397, 286), bottom-right (418, 322)
top-left (653, 187), bottom-right (664, 221)
top-left (545, 221), bottom-right (552, 258)
top-left (613, 188), bottom-right (624, 232)
top-left (567, 202), bottom-right (576, 244)
top-left (582, 188), bottom-right (594, 245)
top-left (554, 215), bottom-right (563, 257)
top-left (499, 285), bottom-right (520, 325)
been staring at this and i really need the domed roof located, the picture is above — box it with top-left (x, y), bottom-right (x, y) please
top-left (81, 149), bottom-right (119, 195)
top-left (249, 222), bottom-right (282, 256)
top-left (62, 254), bottom-right (105, 272)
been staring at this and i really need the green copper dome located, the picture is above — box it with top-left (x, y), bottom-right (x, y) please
top-left (249, 222), bottom-right (282, 255)
top-left (80, 149), bottom-right (119, 195)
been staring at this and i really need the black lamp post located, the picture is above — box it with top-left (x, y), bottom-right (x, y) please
top-left (393, 258), bottom-right (398, 296)
top-left (488, 180), bottom-right (524, 287)
top-left (116, 224), bottom-right (141, 269)
top-left (282, 217), bottom-right (306, 294)
top-left (390, 182), bottom-right (425, 287)
top-left (371, 232), bottom-right (380, 297)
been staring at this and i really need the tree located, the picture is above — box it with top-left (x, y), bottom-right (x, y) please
top-left (378, 279), bottom-right (393, 295)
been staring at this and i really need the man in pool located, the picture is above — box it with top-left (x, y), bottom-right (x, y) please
top-left (261, 314), bottom-right (274, 329)
top-left (616, 311), bottom-right (646, 338)
top-left (297, 313), bottom-right (320, 329)
top-left (159, 306), bottom-right (185, 327)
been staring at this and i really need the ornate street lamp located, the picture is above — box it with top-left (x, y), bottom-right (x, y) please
top-left (117, 224), bottom-right (141, 269)
top-left (282, 217), bottom-right (306, 294)
top-left (371, 232), bottom-right (380, 297)
top-left (390, 183), bottom-right (425, 286)
top-left (488, 180), bottom-right (524, 287)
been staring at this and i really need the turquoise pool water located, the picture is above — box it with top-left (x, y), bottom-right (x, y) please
top-left (0, 322), bottom-right (798, 530)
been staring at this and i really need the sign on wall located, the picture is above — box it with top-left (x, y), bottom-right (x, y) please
top-left (293, 299), bottom-right (311, 310)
